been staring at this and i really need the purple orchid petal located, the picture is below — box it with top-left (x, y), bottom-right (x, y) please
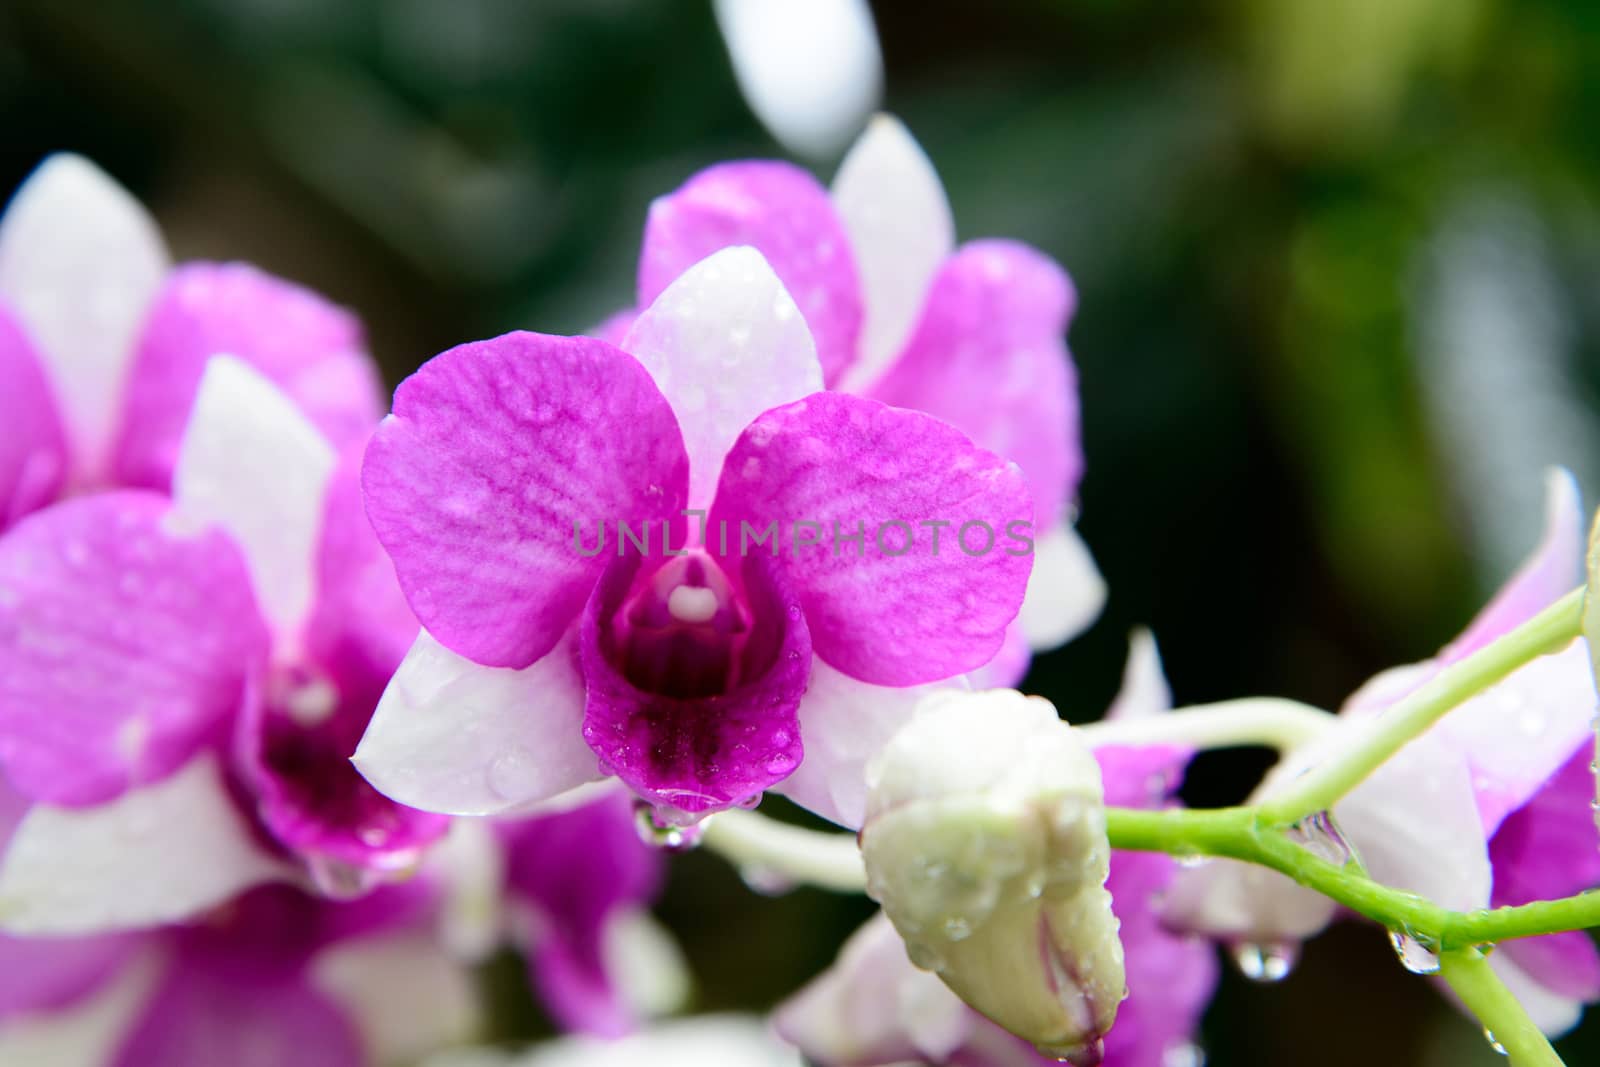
top-left (0, 492), bottom-right (267, 805)
top-left (307, 441), bottom-right (419, 705)
top-left (966, 622), bottom-right (1032, 690)
top-left (0, 305), bottom-right (68, 528)
top-left (1101, 850), bottom-right (1219, 1067)
top-left (111, 262), bottom-right (383, 491)
top-left (868, 240), bottom-right (1082, 528)
top-left (776, 662), bottom-right (956, 830)
top-left (0, 931), bottom-right (138, 1019)
top-left (1444, 468), bottom-right (1582, 664)
top-left (1095, 749), bottom-right (1218, 1067)
top-left (110, 946), bottom-right (362, 1067)
top-left (1489, 749), bottom-right (1600, 1002)
top-left (1437, 641), bottom-right (1595, 836)
top-left (0, 155), bottom-right (169, 480)
top-left (580, 552), bottom-right (811, 815)
top-left (707, 391), bottom-right (1033, 686)
top-left (94, 883), bottom-right (438, 1067)
top-left (623, 247), bottom-right (823, 509)
top-left (640, 161), bottom-right (862, 386)
top-left (1500, 931), bottom-right (1600, 1006)
top-left (830, 115), bottom-right (955, 392)
top-left (591, 309), bottom-right (638, 346)
top-left (1084, 640), bottom-right (1216, 1067)
top-left (354, 631), bottom-right (600, 816)
top-left (1342, 471), bottom-right (1595, 837)
top-left (501, 789), bottom-right (664, 1036)
top-left (363, 331), bottom-right (689, 669)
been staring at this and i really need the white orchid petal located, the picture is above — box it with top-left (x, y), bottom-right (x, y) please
top-left (172, 355), bottom-right (336, 639)
top-left (313, 932), bottom-right (482, 1065)
top-left (0, 155), bottom-right (169, 476)
top-left (713, 0), bottom-right (882, 159)
top-left (0, 755), bottom-right (291, 935)
top-left (353, 630), bottom-right (600, 817)
top-left (832, 116), bottom-right (954, 390)
top-left (1017, 524), bottom-right (1106, 651)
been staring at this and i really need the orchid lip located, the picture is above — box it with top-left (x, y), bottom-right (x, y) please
top-left (611, 550), bottom-right (755, 700)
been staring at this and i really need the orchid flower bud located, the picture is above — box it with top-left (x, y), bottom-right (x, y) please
top-left (858, 689), bottom-right (1124, 1065)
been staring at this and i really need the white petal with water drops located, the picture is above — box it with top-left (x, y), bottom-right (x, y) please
top-left (0, 754), bottom-right (291, 935)
top-left (172, 355), bottom-right (336, 640)
top-left (622, 247), bottom-right (822, 510)
top-left (0, 154), bottom-right (170, 478)
top-left (352, 629), bottom-right (599, 816)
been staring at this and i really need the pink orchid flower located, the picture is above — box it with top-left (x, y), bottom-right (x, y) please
top-left (1165, 469), bottom-right (1600, 1035)
top-left (0, 358), bottom-right (444, 933)
top-left (353, 247), bottom-right (1033, 826)
top-left (0, 154), bottom-right (382, 528)
top-left (600, 115), bottom-right (1104, 686)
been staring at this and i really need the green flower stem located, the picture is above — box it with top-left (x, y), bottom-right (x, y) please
top-left (1259, 587), bottom-right (1585, 826)
top-left (1438, 947), bottom-right (1565, 1066)
top-left (700, 809), bottom-right (866, 893)
top-left (1079, 697), bottom-right (1336, 753)
top-left (1102, 805), bottom-right (1600, 949)
top-left (704, 805), bottom-right (1600, 949)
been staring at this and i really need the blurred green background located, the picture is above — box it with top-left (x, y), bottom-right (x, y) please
top-left (4, 0), bottom-right (1598, 1063)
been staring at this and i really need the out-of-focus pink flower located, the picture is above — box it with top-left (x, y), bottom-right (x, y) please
top-left (1165, 469), bottom-right (1600, 1035)
top-left (0, 766), bottom-right (478, 1067)
top-left (0, 155), bottom-right (382, 529)
top-left (606, 116), bottom-right (1104, 687)
top-left (354, 248), bottom-right (1033, 827)
top-left (0, 358), bottom-right (445, 934)
top-left (496, 787), bottom-right (682, 1037)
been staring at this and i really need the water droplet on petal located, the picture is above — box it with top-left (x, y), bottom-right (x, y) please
top-left (1287, 810), bottom-right (1357, 868)
top-left (305, 854), bottom-right (378, 899)
top-left (1484, 1029), bottom-right (1508, 1056)
top-left (1388, 931), bottom-right (1441, 974)
top-left (632, 801), bottom-right (702, 852)
top-left (1231, 940), bottom-right (1298, 983)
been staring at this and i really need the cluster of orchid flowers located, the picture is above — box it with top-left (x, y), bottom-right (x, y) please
top-left (0, 116), bottom-right (1597, 1067)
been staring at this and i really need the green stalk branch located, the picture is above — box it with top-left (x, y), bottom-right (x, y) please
top-left (1258, 588), bottom-right (1584, 825)
top-left (1103, 805), bottom-right (1600, 949)
top-left (1438, 948), bottom-right (1565, 1066)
